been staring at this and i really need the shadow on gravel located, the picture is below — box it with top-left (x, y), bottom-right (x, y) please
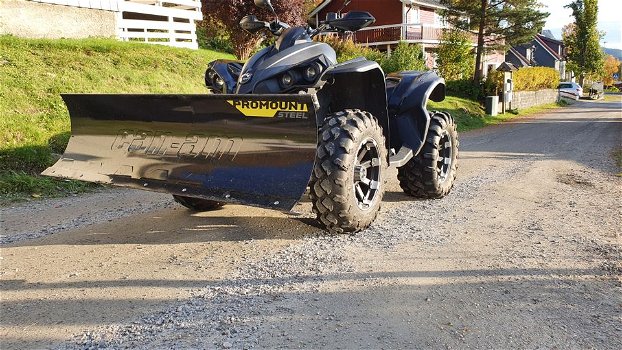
top-left (0, 267), bottom-right (610, 294)
top-left (1, 267), bottom-right (619, 350)
top-left (8, 208), bottom-right (320, 248)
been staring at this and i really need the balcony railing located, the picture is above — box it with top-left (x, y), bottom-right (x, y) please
top-left (352, 23), bottom-right (445, 45)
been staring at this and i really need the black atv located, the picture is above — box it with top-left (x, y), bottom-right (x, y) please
top-left (44, 0), bottom-right (458, 234)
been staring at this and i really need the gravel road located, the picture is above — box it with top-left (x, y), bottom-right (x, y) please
top-left (1, 98), bottom-right (621, 349)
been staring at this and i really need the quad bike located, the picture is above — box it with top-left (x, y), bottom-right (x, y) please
top-left (43, 0), bottom-right (458, 234)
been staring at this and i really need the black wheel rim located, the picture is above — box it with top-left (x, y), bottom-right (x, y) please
top-left (353, 138), bottom-right (382, 210)
top-left (438, 131), bottom-right (453, 182)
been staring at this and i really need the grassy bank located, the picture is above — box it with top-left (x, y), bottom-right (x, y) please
top-left (429, 96), bottom-right (562, 132)
top-left (0, 36), bottom-right (232, 202)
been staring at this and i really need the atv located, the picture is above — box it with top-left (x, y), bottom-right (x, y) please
top-left (43, 0), bottom-right (458, 234)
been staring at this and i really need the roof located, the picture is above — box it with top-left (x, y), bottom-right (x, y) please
top-left (534, 34), bottom-right (563, 61)
top-left (408, 1), bottom-right (446, 9)
top-left (540, 29), bottom-right (557, 40)
top-left (497, 62), bottom-right (518, 72)
top-left (309, 0), bottom-right (332, 17)
top-left (507, 47), bottom-right (531, 67)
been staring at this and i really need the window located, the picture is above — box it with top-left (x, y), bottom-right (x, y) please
top-left (434, 12), bottom-right (447, 27)
top-left (404, 5), bottom-right (420, 24)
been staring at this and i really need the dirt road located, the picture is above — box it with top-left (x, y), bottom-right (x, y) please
top-left (1, 98), bottom-right (621, 349)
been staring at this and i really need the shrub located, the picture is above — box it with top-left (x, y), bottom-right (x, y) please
top-left (513, 66), bottom-right (560, 91)
top-left (316, 37), bottom-right (427, 74)
top-left (316, 35), bottom-right (385, 64)
top-left (196, 21), bottom-right (234, 54)
top-left (381, 41), bottom-right (426, 73)
top-left (437, 29), bottom-right (475, 80)
top-left (482, 70), bottom-right (503, 97)
top-left (446, 79), bottom-right (480, 100)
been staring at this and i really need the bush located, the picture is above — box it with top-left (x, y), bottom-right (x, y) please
top-left (316, 35), bottom-right (385, 64)
top-left (482, 70), bottom-right (503, 97)
top-left (513, 66), bottom-right (560, 91)
top-left (381, 41), bottom-right (426, 73)
top-left (316, 37), bottom-right (428, 74)
top-left (446, 79), bottom-right (480, 100)
top-left (446, 72), bottom-right (502, 102)
top-left (437, 29), bottom-right (475, 81)
top-left (196, 21), bottom-right (234, 54)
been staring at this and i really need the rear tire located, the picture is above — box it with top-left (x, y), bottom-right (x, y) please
top-left (309, 109), bottom-right (387, 234)
top-left (173, 195), bottom-right (225, 211)
top-left (397, 111), bottom-right (458, 198)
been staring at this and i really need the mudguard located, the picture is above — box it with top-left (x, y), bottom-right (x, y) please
top-left (206, 60), bottom-right (243, 93)
top-left (386, 71), bottom-right (445, 156)
top-left (42, 94), bottom-right (318, 211)
top-left (320, 58), bottom-right (390, 148)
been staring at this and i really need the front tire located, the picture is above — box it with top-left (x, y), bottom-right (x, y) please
top-left (309, 110), bottom-right (387, 234)
top-left (173, 195), bottom-right (225, 211)
top-left (397, 111), bottom-right (458, 198)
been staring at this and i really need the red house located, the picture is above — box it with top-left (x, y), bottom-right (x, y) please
top-left (309, 0), bottom-right (504, 71)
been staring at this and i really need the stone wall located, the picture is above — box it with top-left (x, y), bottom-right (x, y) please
top-left (0, 0), bottom-right (117, 39)
top-left (508, 89), bottom-right (559, 110)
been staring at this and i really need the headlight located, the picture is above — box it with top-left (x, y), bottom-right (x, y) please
top-left (213, 76), bottom-right (224, 89)
top-left (303, 63), bottom-right (322, 82)
top-left (205, 69), bottom-right (216, 88)
top-left (280, 71), bottom-right (295, 88)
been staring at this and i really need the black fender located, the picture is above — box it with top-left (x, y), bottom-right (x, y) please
top-left (386, 71), bottom-right (445, 159)
top-left (319, 58), bottom-right (390, 152)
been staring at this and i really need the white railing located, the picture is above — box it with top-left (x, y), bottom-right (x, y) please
top-left (117, 0), bottom-right (202, 49)
top-left (27, 0), bottom-right (202, 49)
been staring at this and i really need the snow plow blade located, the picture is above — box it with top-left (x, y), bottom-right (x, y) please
top-left (42, 94), bottom-right (318, 211)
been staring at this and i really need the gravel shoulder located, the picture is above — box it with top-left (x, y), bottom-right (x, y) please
top-left (1, 98), bottom-right (621, 349)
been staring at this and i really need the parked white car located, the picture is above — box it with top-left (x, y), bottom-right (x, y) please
top-left (558, 82), bottom-right (583, 101)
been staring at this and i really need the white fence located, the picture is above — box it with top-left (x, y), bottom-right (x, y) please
top-left (28, 0), bottom-right (202, 49)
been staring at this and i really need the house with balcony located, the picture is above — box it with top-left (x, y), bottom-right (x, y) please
top-left (505, 31), bottom-right (568, 79)
top-left (309, 0), bottom-right (504, 71)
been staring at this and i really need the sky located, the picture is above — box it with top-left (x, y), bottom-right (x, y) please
top-left (542, 0), bottom-right (622, 49)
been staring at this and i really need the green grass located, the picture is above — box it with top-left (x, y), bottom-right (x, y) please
top-left (429, 96), bottom-right (563, 132)
top-left (0, 35), bottom-right (232, 202)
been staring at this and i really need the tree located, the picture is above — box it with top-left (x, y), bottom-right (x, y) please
top-left (440, 0), bottom-right (548, 82)
top-left (564, 0), bottom-right (605, 86)
top-left (602, 55), bottom-right (620, 86)
top-left (202, 0), bottom-right (307, 59)
top-left (436, 29), bottom-right (475, 80)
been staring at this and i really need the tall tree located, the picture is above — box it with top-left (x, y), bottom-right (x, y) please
top-left (436, 29), bottom-right (475, 80)
top-left (202, 0), bottom-right (307, 59)
top-left (602, 55), bottom-right (620, 86)
top-left (440, 0), bottom-right (548, 82)
top-left (564, 0), bottom-right (604, 85)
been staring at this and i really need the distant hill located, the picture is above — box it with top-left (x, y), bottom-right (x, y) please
top-left (603, 47), bottom-right (622, 60)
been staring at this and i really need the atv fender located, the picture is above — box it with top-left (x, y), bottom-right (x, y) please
top-left (206, 59), bottom-right (244, 93)
top-left (386, 71), bottom-right (445, 163)
top-left (320, 58), bottom-right (390, 150)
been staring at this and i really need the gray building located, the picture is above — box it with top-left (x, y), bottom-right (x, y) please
top-left (505, 32), bottom-right (568, 80)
